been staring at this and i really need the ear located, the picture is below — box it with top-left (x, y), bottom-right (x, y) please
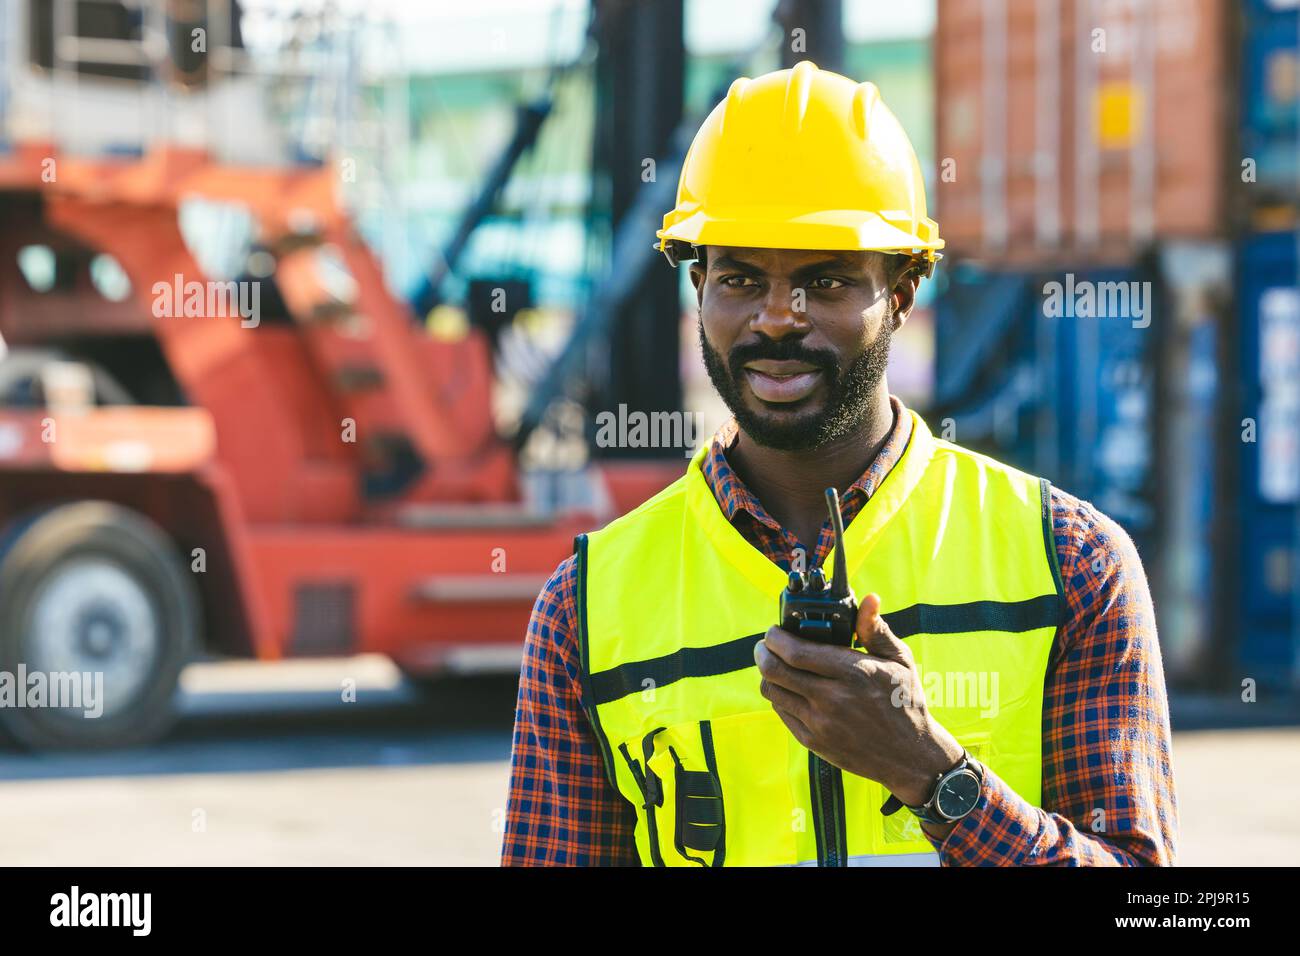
top-left (688, 260), bottom-right (706, 304)
top-left (890, 266), bottom-right (921, 331)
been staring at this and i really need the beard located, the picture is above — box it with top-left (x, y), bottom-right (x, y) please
top-left (698, 311), bottom-right (893, 452)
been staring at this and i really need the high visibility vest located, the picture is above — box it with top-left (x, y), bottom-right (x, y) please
top-left (575, 412), bottom-right (1064, 866)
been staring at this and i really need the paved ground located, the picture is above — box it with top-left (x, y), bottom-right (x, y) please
top-left (0, 657), bottom-right (516, 866)
top-left (0, 655), bottom-right (1296, 866)
top-left (1171, 725), bottom-right (1300, 866)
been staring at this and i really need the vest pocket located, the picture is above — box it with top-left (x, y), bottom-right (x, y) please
top-left (640, 721), bottom-right (727, 867)
top-left (667, 741), bottom-right (724, 864)
top-left (625, 709), bottom-right (800, 867)
top-left (616, 723), bottom-right (728, 867)
top-left (616, 718), bottom-right (732, 867)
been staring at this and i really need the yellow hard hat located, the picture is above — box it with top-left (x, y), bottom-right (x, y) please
top-left (657, 60), bottom-right (942, 278)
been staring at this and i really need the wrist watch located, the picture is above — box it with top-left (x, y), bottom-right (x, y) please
top-left (905, 751), bottom-right (985, 825)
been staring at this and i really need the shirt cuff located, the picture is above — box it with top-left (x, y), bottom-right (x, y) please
top-left (922, 764), bottom-right (1041, 866)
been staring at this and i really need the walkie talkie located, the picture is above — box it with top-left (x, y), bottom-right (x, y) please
top-left (778, 488), bottom-right (858, 646)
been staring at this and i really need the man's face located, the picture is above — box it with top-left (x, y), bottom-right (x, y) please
top-left (690, 246), bottom-right (914, 452)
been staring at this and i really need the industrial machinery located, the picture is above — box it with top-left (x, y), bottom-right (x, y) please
top-left (0, 0), bottom-right (680, 748)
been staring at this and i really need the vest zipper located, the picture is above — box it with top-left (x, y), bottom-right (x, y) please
top-left (809, 753), bottom-right (847, 867)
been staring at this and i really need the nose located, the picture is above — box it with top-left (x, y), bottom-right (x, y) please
top-left (750, 281), bottom-right (810, 341)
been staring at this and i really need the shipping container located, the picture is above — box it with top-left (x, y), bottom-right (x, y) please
top-left (1049, 266), bottom-right (1158, 547)
top-left (1236, 230), bottom-right (1300, 690)
top-left (1241, 0), bottom-right (1300, 226)
top-left (933, 262), bottom-right (1158, 555)
top-left (935, 0), bottom-right (1230, 263)
top-left (1149, 242), bottom-right (1234, 684)
top-left (935, 243), bottom-right (1268, 686)
top-left (933, 263), bottom-right (1043, 466)
top-left (932, 0), bottom-right (1300, 689)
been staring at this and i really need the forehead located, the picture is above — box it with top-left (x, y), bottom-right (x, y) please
top-left (705, 246), bottom-right (880, 274)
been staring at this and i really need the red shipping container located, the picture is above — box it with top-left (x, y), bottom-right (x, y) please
top-left (935, 0), bottom-right (1230, 264)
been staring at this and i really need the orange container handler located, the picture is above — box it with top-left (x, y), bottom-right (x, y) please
top-left (0, 145), bottom-right (679, 749)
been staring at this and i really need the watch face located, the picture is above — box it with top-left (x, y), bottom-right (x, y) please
top-left (935, 769), bottom-right (981, 820)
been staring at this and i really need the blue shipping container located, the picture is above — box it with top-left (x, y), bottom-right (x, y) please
top-left (934, 265), bottom-right (1156, 556)
top-left (1044, 268), bottom-right (1157, 553)
top-left (1237, 230), bottom-right (1300, 688)
top-left (1242, 0), bottom-right (1299, 205)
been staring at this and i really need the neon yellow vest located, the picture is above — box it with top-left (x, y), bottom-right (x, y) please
top-left (575, 412), bottom-right (1063, 866)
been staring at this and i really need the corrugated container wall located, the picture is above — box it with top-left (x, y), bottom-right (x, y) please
top-left (936, 0), bottom-right (1229, 263)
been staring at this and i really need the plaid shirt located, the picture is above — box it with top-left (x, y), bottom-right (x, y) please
top-left (501, 397), bottom-right (1178, 866)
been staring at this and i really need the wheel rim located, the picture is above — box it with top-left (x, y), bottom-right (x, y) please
top-left (25, 557), bottom-right (162, 720)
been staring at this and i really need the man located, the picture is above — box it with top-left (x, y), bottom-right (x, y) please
top-left (502, 61), bottom-right (1177, 866)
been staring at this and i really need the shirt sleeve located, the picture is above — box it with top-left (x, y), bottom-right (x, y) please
top-left (927, 489), bottom-right (1179, 865)
top-left (500, 555), bottom-right (639, 866)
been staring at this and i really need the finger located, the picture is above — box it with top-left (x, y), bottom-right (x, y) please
top-left (855, 593), bottom-right (912, 663)
top-left (755, 636), bottom-right (828, 695)
top-left (771, 702), bottom-right (814, 749)
top-left (763, 624), bottom-right (854, 678)
top-left (758, 676), bottom-right (811, 726)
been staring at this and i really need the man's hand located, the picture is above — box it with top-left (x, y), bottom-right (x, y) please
top-left (754, 592), bottom-right (964, 808)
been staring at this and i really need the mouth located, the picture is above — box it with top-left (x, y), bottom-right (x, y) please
top-left (741, 360), bottom-right (824, 404)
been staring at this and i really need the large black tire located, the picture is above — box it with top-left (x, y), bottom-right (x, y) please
top-left (0, 502), bottom-right (199, 750)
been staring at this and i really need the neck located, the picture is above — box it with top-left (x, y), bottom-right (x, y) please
top-left (728, 388), bottom-right (895, 549)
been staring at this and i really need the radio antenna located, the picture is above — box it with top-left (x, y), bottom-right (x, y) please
top-left (825, 487), bottom-right (849, 599)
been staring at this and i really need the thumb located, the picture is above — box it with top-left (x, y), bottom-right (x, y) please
top-left (855, 593), bottom-right (910, 662)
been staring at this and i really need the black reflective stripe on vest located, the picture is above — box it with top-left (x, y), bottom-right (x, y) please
top-left (882, 593), bottom-right (1062, 639)
top-left (589, 632), bottom-right (763, 708)
top-left (586, 595), bottom-right (1062, 707)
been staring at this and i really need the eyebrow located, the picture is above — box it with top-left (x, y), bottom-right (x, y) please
top-left (709, 255), bottom-right (762, 275)
top-left (710, 254), bottom-right (864, 282)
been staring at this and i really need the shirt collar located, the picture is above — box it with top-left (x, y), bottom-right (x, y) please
top-left (700, 395), bottom-right (914, 531)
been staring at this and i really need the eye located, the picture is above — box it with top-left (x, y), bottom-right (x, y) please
top-left (719, 274), bottom-right (758, 288)
top-left (807, 276), bottom-right (847, 290)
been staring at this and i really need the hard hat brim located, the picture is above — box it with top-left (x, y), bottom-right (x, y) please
top-left (656, 208), bottom-right (944, 259)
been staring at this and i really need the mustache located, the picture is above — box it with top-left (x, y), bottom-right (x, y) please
top-left (726, 336), bottom-right (839, 377)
